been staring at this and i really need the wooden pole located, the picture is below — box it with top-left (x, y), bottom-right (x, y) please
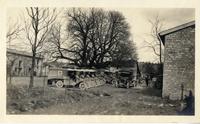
top-left (181, 84), bottom-right (184, 100)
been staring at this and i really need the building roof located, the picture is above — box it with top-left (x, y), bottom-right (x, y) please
top-left (159, 21), bottom-right (195, 45)
top-left (7, 48), bottom-right (43, 59)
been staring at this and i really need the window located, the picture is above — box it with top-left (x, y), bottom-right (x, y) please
top-left (19, 60), bottom-right (22, 68)
top-left (18, 68), bottom-right (22, 75)
top-left (15, 67), bottom-right (18, 72)
top-left (58, 71), bottom-right (63, 76)
top-left (34, 71), bottom-right (37, 76)
top-left (36, 59), bottom-right (40, 68)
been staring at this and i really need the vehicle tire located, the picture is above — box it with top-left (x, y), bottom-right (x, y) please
top-left (56, 80), bottom-right (64, 88)
top-left (112, 80), bottom-right (117, 86)
top-left (47, 80), bottom-right (52, 86)
top-left (79, 82), bottom-right (86, 90)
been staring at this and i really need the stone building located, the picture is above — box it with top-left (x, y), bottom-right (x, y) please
top-left (7, 48), bottom-right (44, 77)
top-left (159, 21), bottom-right (195, 100)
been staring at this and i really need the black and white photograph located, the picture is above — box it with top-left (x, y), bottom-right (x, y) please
top-left (5, 7), bottom-right (195, 115)
top-left (1, 0), bottom-right (200, 122)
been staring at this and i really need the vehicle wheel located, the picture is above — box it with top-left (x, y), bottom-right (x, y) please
top-left (47, 80), bottom-right (52, 86)
top-left (112, 80), bottom-right (117, 86)
top-left (56, 80), bottom-right (64, 88)
top-left (79, 82), bottom-right (86, 90)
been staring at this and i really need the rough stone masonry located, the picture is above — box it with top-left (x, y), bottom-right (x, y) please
top-left (159, 21), bottom-right (195, 100)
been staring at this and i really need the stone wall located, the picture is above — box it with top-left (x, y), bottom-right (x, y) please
top-left (162, 26), bottom-right (195, 100)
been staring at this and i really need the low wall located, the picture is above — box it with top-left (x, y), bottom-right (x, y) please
top-left (7, 76), bottom-right (48, 87)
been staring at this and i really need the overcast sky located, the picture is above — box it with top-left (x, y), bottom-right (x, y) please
top-left (115, 8), bottom-right (195, 62)
top-left (7, 8), bottom-right (195, 62)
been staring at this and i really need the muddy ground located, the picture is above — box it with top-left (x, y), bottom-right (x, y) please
top-left (7, 84), bottom-right (181, 115)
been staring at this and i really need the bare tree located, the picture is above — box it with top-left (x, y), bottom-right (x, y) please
top-left (112, 40), bottom-right (138, 67)
top-left (141, 15), bottom-right (165, 88)
top-left (44, 22), bottom-right (76, 64)
top-left (6, 20), bottom-right (22, 84)
top-left (66, 8), bottom-right (96, 67)
top-left (91, 10), bottom-right (134, 67)
top-left (6, 21), bottom-right (22, 48)
top-left (24, 7), bottom-right (57, 88)
top-left (144, 14), bottom-right (164, 64)
top-left (49, 8), bottom-right (137, 68)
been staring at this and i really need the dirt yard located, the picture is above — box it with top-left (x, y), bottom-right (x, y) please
top-left (7, 84), bottom-right (180, 115)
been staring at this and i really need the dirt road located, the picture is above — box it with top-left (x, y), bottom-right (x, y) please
top-left (9, 84), bottom-right (179, 115)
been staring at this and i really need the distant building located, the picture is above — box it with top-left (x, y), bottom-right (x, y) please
top-left (7, 48), bottom-right (44, 77)
top-left (159, 21), bottom-right (195, 100)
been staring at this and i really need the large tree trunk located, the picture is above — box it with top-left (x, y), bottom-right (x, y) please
top-left (29, 52), bottom-right (36, 88)
top-left (159, 40), bottom-right (162, 64)
top-left (25, 8), bottom-right (57, 88)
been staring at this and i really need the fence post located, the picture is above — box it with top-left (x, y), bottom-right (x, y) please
top-left (181, 84), bottom-right (184, 100)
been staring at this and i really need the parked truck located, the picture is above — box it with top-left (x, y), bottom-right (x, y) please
top-left (47, 65), bottom-right (138, 89)
top-left (47, 67), bottom-right (105, 90)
